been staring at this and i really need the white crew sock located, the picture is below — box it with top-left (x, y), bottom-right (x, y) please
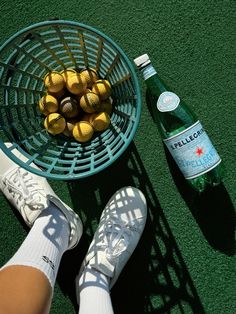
top-left (78, 265), bottom-right (114, 314)
top-left (1, 204), bottom-right (70, 288)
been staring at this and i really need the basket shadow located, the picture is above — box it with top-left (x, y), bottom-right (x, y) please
top-left (57, 142), bottom-right (205, 314)
top-left (163, 145), bottom-right (236, 256)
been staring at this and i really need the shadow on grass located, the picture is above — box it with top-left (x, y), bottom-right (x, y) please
top-left (164, 145), bottom-right (235, 257)
top-left (57, 142), bottom-right (205, 314)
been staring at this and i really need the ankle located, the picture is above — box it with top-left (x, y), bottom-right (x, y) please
top-left (37, 205), bottom-right (71, 254)
top-left (78, 265), bottom-right (110, 291)
top-left (37, 203), bottom-right (69, 228)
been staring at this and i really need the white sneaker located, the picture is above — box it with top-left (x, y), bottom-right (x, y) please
top-left (0, 143), bottom-right (83, 250)
top-left (75, 186), bottom-right (147, 300)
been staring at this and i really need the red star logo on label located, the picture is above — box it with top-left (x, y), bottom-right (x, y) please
top-left (196, 147), bottom-right (204, 156)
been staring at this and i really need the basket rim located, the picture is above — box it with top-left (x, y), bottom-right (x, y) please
top-left (0, 20), bottom-right (142, 180)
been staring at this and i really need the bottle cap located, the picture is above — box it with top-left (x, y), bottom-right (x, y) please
top-left (133, 54), bottom-right (151, 68)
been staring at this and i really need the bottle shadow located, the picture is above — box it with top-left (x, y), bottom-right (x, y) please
top-left (57, 142), bottom-right (205, 313)
top-left (164, 145), bottom-right (236, 256)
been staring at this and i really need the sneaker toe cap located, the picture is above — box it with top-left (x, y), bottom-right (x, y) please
top-left (104, 186), bottom-right (147, 224)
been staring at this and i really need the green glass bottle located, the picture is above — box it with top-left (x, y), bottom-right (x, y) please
top-left (134, 54), bottom-right (224, 192)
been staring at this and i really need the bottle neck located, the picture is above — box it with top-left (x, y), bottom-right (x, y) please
top-left (140, 63), bottom-right (157, 80)
top-left (140, 63), bottom-right (166, 94)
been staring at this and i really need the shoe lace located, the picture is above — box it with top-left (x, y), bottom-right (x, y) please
top-left (102, 218), bottom-right (133, 262)
top-left (3, 168), bottom-right (45, 210)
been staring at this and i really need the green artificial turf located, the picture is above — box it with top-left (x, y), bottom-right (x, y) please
top-left (0, 1), bottom-right (235, 313)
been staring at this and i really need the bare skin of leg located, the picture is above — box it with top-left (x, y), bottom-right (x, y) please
top-left (0, 265), bottom-right (52, 314)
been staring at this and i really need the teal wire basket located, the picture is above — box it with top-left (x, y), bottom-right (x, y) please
top-left (0, 20), bottom-right (141, 180)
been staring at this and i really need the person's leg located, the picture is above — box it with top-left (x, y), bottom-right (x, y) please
top-left (0, 266), bottom-right (52, 314)
top-left (78, 265), bottom-right (113, 314)
top-left (76, 186), bottom-right (147, 314)
top-left (0, 205), bottom-right (70, 314)
top-left (0, 144), bottom-right (83, 314)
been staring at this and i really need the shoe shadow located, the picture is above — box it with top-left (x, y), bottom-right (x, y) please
top-left (57, 142), bottom-right (205, 314)
top-left (164, 145), bottom-right (236, 256)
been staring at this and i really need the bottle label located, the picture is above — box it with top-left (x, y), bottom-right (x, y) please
top-left (141, 64), bottom-right (157, 80)
top-left (163, 121), bottom-right (221, 179)
top-left (157, 91), bottom-right (180, 112)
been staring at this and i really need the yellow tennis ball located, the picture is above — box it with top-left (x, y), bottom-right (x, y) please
top-left (98, 98), bottom-right (113, 115)
top-left (66, 73), bottom-right (87, 95)
top-left (60, 68), bottom-right (78, 83)
top-left (80, 68), bottom-right (99, 88)
top-left (47, 88), bottom-right (66, 99)
top-left (60, 97), bottom-right (79, 118)
top-left (44, 71), bottom-right (65, 93)
top-left (92, 112), bottom-right (111, 131)
top-left (79, 91), bottom-right (100, 113)
top-left (63, 121), bottom-right (77, 137)
top-left (82, 88), bottom-right (93, 94)
top-left (81, 113), bottom-right (96, 125)
top-left (39, 95), bottom-right (58, 116)
top-left (44, 113), bottom-right (66, 135)
top-left (92, 79), bottom-right (112, 100)
top-left (73, 121), bottom-right (94, 143)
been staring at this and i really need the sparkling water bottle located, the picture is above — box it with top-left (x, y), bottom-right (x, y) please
top-left (134, 54), bottom-right (224, 192)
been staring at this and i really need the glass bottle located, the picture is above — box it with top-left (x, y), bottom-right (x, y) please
top-left (134, 54), bottom-right (224, 192)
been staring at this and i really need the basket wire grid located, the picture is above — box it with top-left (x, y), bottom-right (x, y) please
top-left (0, 20), bottom-right (141, 180)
